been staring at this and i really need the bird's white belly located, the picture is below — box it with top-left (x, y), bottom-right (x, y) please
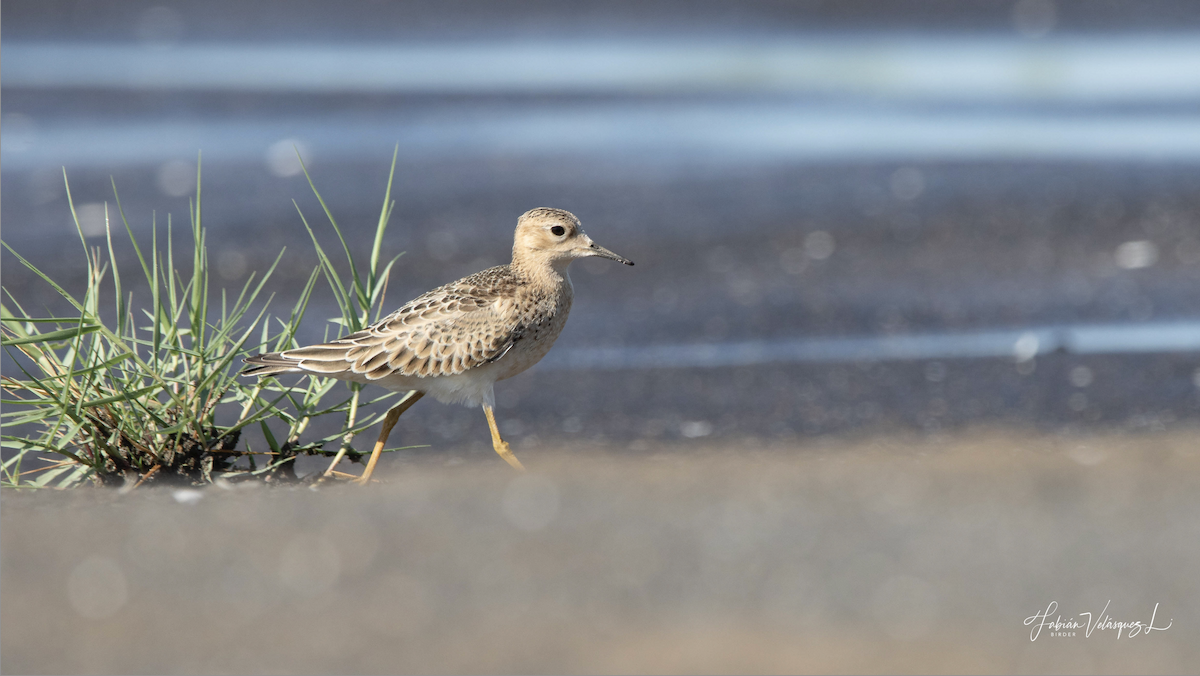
top-left (370, 364), bottom-right (506, 408)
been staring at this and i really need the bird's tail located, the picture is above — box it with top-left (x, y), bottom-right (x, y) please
top-left (241, 352), bottom-right (305, 377)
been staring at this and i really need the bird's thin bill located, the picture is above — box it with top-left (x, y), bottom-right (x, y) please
top-left (588, 243), bottom-right (634, 266)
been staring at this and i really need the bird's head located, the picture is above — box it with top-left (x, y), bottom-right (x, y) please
top-left (513, 207), bottom-right (634, 270)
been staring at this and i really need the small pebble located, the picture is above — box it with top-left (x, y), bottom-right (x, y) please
top-left (171, 489), bottom-right (204, 504)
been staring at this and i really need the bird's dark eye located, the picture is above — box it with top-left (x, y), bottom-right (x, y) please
top-left (551, 225), bottom-right (565, 236)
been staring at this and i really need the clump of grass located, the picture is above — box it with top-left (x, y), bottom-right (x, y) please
top-left (1, 149), bottom-right (410, 489)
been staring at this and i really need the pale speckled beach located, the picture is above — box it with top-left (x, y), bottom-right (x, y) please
top-left (3, 428), bottom-right (1196, 674)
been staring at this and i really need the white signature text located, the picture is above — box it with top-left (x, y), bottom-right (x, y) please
top-left (1024, 601), bottom-right (1172, 641)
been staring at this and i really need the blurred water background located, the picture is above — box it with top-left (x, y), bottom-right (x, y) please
top-left (3, 1), bottom-right (1200, 672)
top-left (4, 0), bottom-right (1200, 451)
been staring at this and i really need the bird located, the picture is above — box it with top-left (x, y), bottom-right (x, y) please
top-left (241, 207), bottom-right (633, 484)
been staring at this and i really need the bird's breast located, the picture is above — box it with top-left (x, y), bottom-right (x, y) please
top-left (494, 285), bottom-right (572, 380)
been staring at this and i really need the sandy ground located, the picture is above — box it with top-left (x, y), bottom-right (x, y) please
top-left (2, 427), bottom-right (1196, 674)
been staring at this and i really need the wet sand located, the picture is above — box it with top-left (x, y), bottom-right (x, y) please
top-left (3, 428), bottom-right (1197, 674)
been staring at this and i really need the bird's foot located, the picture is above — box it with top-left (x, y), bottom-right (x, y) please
top-left (494, 441), bottom-right (526, 471)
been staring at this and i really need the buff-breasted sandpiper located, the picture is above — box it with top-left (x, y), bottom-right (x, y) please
top-left (242, 207), bottom-right (632, 483)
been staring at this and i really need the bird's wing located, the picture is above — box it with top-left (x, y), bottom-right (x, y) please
top-left (249, 267), bottom-right (524, 380)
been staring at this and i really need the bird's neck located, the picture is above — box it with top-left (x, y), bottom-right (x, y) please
top-left (511, 249), bottom-right (572, 287)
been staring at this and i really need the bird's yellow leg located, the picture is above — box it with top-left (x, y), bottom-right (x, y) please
top-left (483, 404), bottom-right (525, 471)
top-left (351, 391), bottom-right (424, 486)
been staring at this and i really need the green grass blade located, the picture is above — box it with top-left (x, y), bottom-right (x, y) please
top-left (296, 152), bottom-right (369, 320)
top-left (0, 325), bottom-right (101, 347)
top-left (368, 145), bottom-right (400, 292)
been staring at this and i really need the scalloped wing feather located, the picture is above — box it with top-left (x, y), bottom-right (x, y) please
top-left (243, 266), bottom-right (524, 380)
